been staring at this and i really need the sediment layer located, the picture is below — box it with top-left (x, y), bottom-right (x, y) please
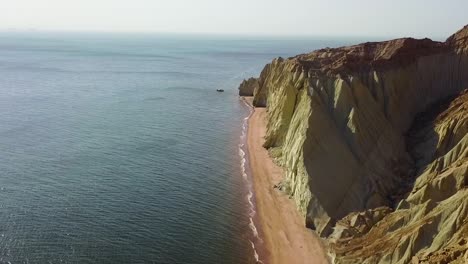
top-left (239, 25), bottom-right (468, 263)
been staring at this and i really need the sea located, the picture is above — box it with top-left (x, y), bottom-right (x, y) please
top-left (0, 32), bottom-right (360, 264)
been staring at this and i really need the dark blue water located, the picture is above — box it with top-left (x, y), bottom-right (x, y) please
top-left (0, 32), bottom-right (354, 263)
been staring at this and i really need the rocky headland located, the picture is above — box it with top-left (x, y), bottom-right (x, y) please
top-left (239, 25), bottom-right (468, 263)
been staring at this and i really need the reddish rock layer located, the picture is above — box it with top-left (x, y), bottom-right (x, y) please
top-left (281, 25), bottom-right (468, 76)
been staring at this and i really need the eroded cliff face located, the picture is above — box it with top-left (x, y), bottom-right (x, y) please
top-left (238, 77), bottom-right (259, 96)
top-left (330, 90), bottom-right (468, 264)
top-left (239, 25), bottom-right (468, 263)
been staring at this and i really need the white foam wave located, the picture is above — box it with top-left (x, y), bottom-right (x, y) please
top-left (239, 148), bottom-right (245, 157)
top-left (249, 217), bottom-right (259, 238)
top-left (247, 192), bottom-right (255, 215)
top-left (239, 97), bottom-right (263, 263)
top-left (250, 240), bottom-right (261, 263)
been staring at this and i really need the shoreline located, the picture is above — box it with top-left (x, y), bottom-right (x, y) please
top-left (241, 96), bottom-right (330, 264)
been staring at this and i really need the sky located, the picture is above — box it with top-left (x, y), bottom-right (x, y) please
top-left (1, 0), bottom-right (467, 38)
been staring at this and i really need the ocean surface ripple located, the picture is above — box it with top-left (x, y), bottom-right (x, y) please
top-left (0, 32), bottom-right (350, 263)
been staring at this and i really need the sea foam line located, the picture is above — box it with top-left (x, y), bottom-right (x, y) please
top-left (239, 97), bottom-right (264, 263)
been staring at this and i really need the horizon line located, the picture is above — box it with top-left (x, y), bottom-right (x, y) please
top-left (0, 28), bottom-right (448, 42)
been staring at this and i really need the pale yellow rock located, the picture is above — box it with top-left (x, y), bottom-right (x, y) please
top-left (241, 25), bottom-right (468, 263)
top-left (238, 77), bottom-right (259, 96)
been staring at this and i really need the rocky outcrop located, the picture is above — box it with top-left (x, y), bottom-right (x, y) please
top-left (238, 77), bottom-right (259, 96)
top-left (240, 25), bottom-right (468, 263)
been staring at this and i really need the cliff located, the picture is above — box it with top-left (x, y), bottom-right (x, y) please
top-left (239, 25), bottom-right (468, 263)
top-left (238, 77), bottom-right (259, 96)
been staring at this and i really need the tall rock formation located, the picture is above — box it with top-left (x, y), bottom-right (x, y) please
top-left (240, 25), bottom-right (468, 263)
top-left (238, 77), bottom-right (259, 96)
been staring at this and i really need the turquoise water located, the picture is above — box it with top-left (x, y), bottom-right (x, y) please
top-left (0, 32), bottom-right (355, 263)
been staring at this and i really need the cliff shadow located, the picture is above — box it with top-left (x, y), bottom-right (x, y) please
top-left (396, 92), bottom-right (463, 202)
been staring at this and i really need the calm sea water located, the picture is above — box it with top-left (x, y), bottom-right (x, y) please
top-left (0, 32), bottom-right (356, 263)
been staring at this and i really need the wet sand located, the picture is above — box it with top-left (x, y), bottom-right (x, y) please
top-left (244, 97), bottom-right (330, 264)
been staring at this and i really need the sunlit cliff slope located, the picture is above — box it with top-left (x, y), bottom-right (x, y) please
top-left (239, 25), bottom-right (468, 263)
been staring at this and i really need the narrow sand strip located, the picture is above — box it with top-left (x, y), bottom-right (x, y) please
top-left (245, 98), bottom-right (330, 264)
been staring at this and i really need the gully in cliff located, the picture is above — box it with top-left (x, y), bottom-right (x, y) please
top-left (239, 25), bottom-right (468, 264)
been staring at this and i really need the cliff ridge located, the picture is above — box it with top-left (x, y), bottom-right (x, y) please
top-left (239, 25), bottom-right (468, 263)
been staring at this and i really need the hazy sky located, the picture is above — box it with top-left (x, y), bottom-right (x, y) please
top-left (1, 0), bottom-right (467, 38)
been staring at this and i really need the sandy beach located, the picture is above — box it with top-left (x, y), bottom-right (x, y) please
top-left (244, 97), bottom-right (330, 264)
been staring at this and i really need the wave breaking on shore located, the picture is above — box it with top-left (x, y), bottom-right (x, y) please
top-left (239, 97), bottom-right (264, 264)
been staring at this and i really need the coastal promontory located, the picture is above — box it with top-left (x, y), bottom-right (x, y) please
top-left (240, 25), bottom-right (468, 263)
